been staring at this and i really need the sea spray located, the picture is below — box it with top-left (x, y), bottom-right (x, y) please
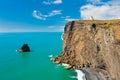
top-left (61, 33), bottom-right (63, 40)
top-left (61, 63), bottom-right (69, 67)
top-left (60, 63), bottom-right (86, 80)
top-left (48, 54), bottom-right (53, 58)
top-left (75, 70), bottom-right (86, 80)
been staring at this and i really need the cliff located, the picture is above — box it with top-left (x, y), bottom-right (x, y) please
top-left (55, 20), bottom-right (120, 80)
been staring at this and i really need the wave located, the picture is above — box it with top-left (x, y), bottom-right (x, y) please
top-left (54, 63), bottom-right (69, 69)
top-left (69, 76), bottom-right (76, 78)
top-left (61, 63), bottom-right (69, 67)
top-left (75, 70), bottom-right (86, 80)
top-left (61, 33), bottom-right (64, 40)
top-left (48, 54), bottom-right (53, 58)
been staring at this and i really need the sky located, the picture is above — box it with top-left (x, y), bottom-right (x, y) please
top-left (0, 0), bottom-right (120, 32)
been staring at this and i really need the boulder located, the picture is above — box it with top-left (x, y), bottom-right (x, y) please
top-left (18, 44), bottom-right (30, 52)
top-left (50, 57), bottom-right (55, 62)
top-left (66, 65), bottom-right (73, 70)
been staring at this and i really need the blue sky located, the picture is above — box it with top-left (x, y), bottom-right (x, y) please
top-left (0, 0), bottom-right (120, 32)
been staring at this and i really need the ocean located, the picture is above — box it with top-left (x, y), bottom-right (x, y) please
top-left (0, 32), bottom-right (83, 80)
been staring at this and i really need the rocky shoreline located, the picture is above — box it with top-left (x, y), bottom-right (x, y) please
top-left (52, 20), bottom-right (120, 80)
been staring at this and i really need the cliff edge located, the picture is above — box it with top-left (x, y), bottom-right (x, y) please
top-left (55, 20), bottom-right (120, 80)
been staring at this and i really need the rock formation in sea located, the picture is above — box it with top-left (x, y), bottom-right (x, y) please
top-left (55, 20), bottom-right (120, 80)
top-left (17, 44), bottom-right (30, 52)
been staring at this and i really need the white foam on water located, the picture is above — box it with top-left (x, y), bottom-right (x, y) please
top-left (48, 54), bottom-right (53, 58)
top-left (16, 50), bottom-right (18, 52)
top-left (55, 63), bottom-right (69, 69)
top-left (75, 70), bottom-right (86, 80)
top-left (61, 63), bottom-right (69, 67)
top-left (55, 64), bottom-right (61, 68)
top-left (69, 76), bottom-right (77, 78)
top-left (61, 33), bottom-right (64, 40)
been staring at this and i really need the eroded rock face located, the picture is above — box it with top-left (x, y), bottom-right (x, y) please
top-left (55, 20), bottom-right (120, 80)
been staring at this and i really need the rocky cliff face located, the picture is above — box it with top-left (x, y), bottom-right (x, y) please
top-left (55, 20), bottom-right (120, 80)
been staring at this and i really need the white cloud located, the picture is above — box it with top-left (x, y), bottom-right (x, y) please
top-left (42, 0), bottom-right (62, 5)
top-left (32, 10), bottom-right (47, 20)
top-left (53, 0), bottom-right (62, 4)
top-left (49, 10), bottom-right (62, 16)
top-left (48, 26), bottom-right (55, 29)
top-left (108, 0), bottom-right (120, 5)
top-left (80, 0), bottom-right (120, 20)
top-left (32, 10), bottom-right (62, 20)
top-left (87, 0), bottom-right (101, 4)
top-left (0, 25), bottom-right (44, 32)
top-left (42, 1), bottom-right (51, 5)
top-left (47, 26), bottom-right (64, 32)
top-left (65, 18), bottom-right (78, 21)
top-left (0, 24), bottom-right (64, 32)
top-left (62, 16), bottom-right (79, 21)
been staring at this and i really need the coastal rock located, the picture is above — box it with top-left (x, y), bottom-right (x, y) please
top-left (66, 65), bottom-right (73, 70)
top-left (50, 57), bottom-right (61, 64)
top-left (50, 57), bottom-right (55, 62)
top-left (55, 20), bottom-right (120, 80)
top-left (81, 68), bottom-right (106, 80)
top-left (18, 44), bottom-right (30, 52)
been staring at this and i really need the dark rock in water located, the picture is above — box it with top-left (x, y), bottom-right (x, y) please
top-left (18, 44), bottom-right (30, 52)
top-left (21, 44), bottom-right (30, 52)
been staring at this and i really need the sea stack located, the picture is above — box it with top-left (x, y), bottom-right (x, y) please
top-left (55, 20), bottom-right (120, 80)
top-left (18, 44), bottom-right (30, 52)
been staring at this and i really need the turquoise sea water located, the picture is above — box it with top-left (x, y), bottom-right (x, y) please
top-left (0, 32), bottom-right (76, 80)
